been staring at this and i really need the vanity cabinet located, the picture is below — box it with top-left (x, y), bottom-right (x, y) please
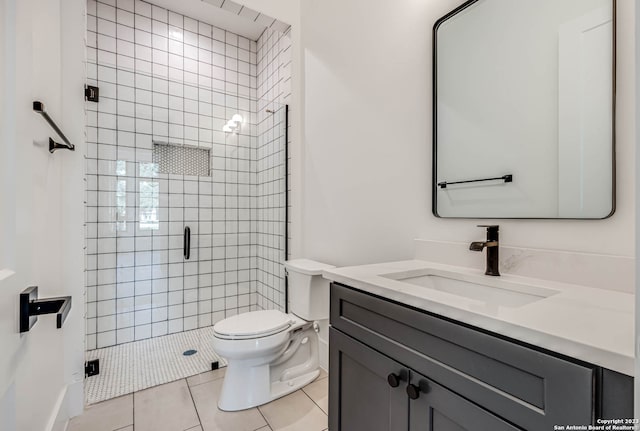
top-left (329, 283), bottom-right (633, 431)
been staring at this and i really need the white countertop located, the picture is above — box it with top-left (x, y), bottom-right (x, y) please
top-left (323, 260), bottom-right (635, 376)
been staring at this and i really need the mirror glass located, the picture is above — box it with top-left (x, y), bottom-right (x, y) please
top-left (433, 0), bottom-right (615, 219)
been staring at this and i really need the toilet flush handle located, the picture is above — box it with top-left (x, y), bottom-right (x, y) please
top-left (313, 322), bottom-right (320, 333)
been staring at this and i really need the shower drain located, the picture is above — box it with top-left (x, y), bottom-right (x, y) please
top-left (183, 349), bottom-right (198, 356)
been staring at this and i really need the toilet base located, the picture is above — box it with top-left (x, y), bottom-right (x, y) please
top-left (270, 369), bottom-right (320, 402)
top-left (218, 366), bottom-right (320, 412)
top-left (217, 327), bottom-right (320, 411)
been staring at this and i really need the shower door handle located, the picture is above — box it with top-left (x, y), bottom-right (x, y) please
top-left (183, 226), bottom-right (191, 260)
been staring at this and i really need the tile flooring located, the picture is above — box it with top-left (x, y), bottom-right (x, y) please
top-left (68, 368), bottom-right (328, 431)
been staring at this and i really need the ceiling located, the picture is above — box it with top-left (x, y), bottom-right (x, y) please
top-left (146, 0), bottom-right (290, 40)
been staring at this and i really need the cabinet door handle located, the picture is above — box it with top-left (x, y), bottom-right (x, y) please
top-left (387, 370), bottom-right (408, 388)
top-left (406, 383), bottom-right (421, 400)
top-left (387, 373), bottom-right (401, 388)
top-left (407, 380), bottom-right (429, 400)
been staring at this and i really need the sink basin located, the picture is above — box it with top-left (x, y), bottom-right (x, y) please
top-left (380, 270), bottom-right (559, 308)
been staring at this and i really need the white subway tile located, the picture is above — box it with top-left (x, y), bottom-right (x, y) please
top-left (184, 30), bottom-right (198, 47)
top-left (117, 297), bottom-right (135, 313)
top-left (152, 92), bottom-right (168, 108)
top-left (116, 328), bottom-right (134, 344)
top-left (134, 14), bottom-right (151, 32)
top-left (88, 0), bottom-right (98, 15)
top-left (152, 34), bottom-right (168, 51)
top-left (97, 2), bottom-right (116, 21)
top-left (152, 48), bottom-right (168, 65)
top-left (151, 5), bottom-right (168, 22)
top-left (98, 18), bottom-right (117, 37)
top-left (134, 0), bottom-right (151, 17)
top-left (152, 19), bottom-right (168, 37)
top-left (116, 9), bottom-right (134, 27)
top-left (168, 318), bottom-right (183, 333)
top-left (97, 315), bottom-right (116, 332)
top-left (168, 12), bottom-right (183, 28)
top-left (184, 17), bottom-right (198, 33)
top-left (134, 324), bottom-right (151, 340)
top-left (97, 299), bottom-right (116, 316)
top-left (117, 0), bottom-right (134, 12)
top-left (135, 44), bottom-right (152, 61)
top-left (97, 331), bottom-right (116, 348)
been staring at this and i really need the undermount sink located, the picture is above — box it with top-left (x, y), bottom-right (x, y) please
top-left (380, 270), bottom-right (559, 308)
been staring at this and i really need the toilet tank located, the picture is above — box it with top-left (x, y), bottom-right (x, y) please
top-left (284, 259), bottom-right (335, 321)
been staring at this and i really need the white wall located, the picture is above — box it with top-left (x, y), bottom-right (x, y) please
top-left (297, 0), bottom-right (635, 271)
top-left (299, 0), bottom-right (458, 266)
top-left (0, 0), bottom-right (85, 430)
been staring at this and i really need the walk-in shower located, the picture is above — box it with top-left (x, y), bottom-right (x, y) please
top-left (84, 0), bottom-right (291, 402)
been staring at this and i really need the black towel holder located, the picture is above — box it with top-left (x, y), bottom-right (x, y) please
top-left (438, 174), bottom-right (513, 189)
top-left (19, 286), bottom-right (72, 332)
top-left (33, 101), bottom-right (75, 153)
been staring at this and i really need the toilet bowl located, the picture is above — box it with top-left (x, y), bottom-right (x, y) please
top-left (212, 259), bottom-right (334, 411)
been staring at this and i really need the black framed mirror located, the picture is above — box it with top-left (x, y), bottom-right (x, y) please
top-left (432, 0), bottom-right (616, 219)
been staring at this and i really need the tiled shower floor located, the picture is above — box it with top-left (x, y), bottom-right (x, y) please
top-left (85, 326), bottom-right (226, 404)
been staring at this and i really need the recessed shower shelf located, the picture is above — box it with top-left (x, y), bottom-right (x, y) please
top-left (20, 285), bottom-right (72, 333)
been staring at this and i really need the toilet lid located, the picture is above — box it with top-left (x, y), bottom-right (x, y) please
top-left (213, 310), bottom-right (293, 340)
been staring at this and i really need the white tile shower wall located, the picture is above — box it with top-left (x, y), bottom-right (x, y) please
top-left (255, 28), bottom-right (292, 311)
top-left (85, 0), bottom-right (273, 349)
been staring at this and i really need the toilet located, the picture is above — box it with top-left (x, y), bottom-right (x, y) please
top-left (212, 259), bottom-right (335, 411)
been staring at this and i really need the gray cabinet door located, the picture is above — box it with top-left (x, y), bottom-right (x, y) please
top-left (408, 372), bottom-right (522, 431)
top-left (329, 328), bottom-right (410, 431)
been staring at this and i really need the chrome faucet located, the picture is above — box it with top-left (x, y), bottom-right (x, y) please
top-left (469, 225), bottom-right (500, 276)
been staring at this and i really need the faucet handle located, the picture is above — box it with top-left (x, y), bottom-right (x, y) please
top-left (477, 225), bottom-right (499, 230)
top-left (477, 225), bottom-right (499, 241)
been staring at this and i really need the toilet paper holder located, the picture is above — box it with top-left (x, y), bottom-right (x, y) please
top-left (19, 286), bottom-right (72, 333)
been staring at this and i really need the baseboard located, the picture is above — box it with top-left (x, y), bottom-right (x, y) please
top-left (46, 381), bottom-right (83, 431)
top-left (316, 318), bottom-right (329, 372)
top-left (0, 383), bottom-right (16, 431)
top-left (319, 337), bottom-right (328, 371)
top-left (65, 380), bottom-right (84, 418)
top-left (45, 385), bottom-right (67, 431)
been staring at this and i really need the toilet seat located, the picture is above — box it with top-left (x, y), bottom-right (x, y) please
top-left (213, 310), bottom-right (294, 340)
